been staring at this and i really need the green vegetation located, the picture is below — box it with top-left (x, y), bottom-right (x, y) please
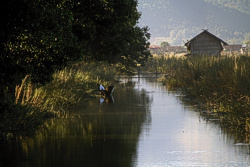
top-left (0, 0), bottom-right (151, 140)
top-left (1, 0), bottom-right (151, 98)
top-left (145, 54), bottom-right (250, 138)
top-left (15, 61), bottom-right (116, 112)
top-left (2, 81), bottom-right (152, 167)
top-left (0, 62), bottom-right (116, 140)
top-left (138, 0), bottom-right (250, 45)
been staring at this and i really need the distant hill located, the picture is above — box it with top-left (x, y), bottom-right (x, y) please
top-left (137, 0), bottom-right (250, 45)
top-left (204, 0), bottom-right (250, 15)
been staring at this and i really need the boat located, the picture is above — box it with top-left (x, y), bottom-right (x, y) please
top-left (99, 86), bottom-right (114, 96)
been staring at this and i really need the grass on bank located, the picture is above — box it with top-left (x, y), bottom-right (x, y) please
top-left (144, 54), bottom-right (250, 139)
top-left (15, 61), bottom-right (116, 112)
top-left (0, 61), bottom-right (116, 140)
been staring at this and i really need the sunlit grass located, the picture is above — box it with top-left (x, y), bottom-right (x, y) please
top-left (0, 61), bottom-right (116, 140)
top-left (146, 53), bottom-right (250, 139)
top-left (15, 61), bottom-right (116, 113)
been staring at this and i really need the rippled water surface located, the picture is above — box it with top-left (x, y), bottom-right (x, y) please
top-left (1, 77), bottom-right (249, 167)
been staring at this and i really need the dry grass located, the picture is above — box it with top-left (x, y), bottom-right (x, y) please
top-left (146, 53), bottom-right (250, 139)
top-left (14, 61), bottom-right (116, 113)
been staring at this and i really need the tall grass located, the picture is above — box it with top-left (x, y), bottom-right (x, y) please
top-left (0, 61), bottom-right (116, 140)
top-left (15, 61), bottom-right (116, 113)
top-left (141, 53), bottom-right (186, 74)
top-left (148, 54), bottom-right (250, 139)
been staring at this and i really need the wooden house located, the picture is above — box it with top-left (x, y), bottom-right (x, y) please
top-left (185, 30), bottom-right (228, 56)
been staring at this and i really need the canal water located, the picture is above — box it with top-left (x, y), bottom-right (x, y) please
top-left (1, 77), bottom-right (250, 167)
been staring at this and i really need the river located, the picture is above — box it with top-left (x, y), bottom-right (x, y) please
top-left (1, 77), bottom-right (249, 167)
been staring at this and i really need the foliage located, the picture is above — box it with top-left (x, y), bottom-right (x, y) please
top-left (161, 42), bottom-right (170, 47)
top-left (151, 54), bottom-right (250, 136)
top-left (142, 54), bottom-right (185, 74)
top-left (15, 61), bottom-right (116, 112)
top-left (0, 61), bottom-right (116, 139)
top-left (1, 81), bottom-right (151, 166)
top-left (0, 100), bottom-right (52, 141)
top-left (72, 0), bottom-right (147, 62)
top-left (138, 0), bottom-right (250, 45)
top-left (115, 26), bottom-right (151, 75)
top-left (0, 0), bottom-right (151, 137)
top-left (0, 0), bottom-right (151, 100)
top-left (0, 0), bottom-right (81, 99)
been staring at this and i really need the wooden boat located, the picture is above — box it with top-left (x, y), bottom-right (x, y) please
top-left (99, 86), bottom-right (114, 96)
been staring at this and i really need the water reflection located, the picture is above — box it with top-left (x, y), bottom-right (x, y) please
top-left (0, 79), bottom-right (152, 167)
top-left (100, 95), bottom-right (114, 104)
top-left (136, 77), bottom-right (250, 167)
top-left (1, 77), bottom-right (250, 167)
top-left (173, 89), bottom-right (250, 146)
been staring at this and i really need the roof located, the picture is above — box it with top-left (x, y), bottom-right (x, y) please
top-left (149, 45), bottom-right (161, 49)
top-left (185, 30), bottom-right (228, 46)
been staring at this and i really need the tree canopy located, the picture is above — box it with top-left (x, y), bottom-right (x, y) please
top-left (0, 0), bottom-right (151, 99)
top-left (160, 42), bottom-right (170, 48)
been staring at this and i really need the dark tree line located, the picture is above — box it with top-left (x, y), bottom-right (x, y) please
top-left (0, 0), bottom-right (151, 100)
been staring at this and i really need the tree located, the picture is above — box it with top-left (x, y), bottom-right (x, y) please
top-left (161, 42), bottom-right (170, 48)
top-left (159, 41), bottom-right (170, 53)
top-left (116, 26), bottom-right (151, 74)
top-left (71, 0), bottom-right (150, 64)
top-left (0, 0), bottom-right (81, 98)
top-left (0, 0), bottom-right (151, 99)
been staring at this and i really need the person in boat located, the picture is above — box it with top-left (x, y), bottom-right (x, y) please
top-left (99, 84), bottom-right (105, 91)
top-left (97, 84), bottom-right (106, 96)
top-left (97, 84), bottom-right (114, 96)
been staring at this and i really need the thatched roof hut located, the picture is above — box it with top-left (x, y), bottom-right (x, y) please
top-left (185, 30), bottom-right (228, 56)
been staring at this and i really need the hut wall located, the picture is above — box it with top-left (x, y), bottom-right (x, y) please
top-left (190, 33), bottom-right (222, 56)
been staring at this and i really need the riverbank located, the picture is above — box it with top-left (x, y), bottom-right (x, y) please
top-left (145, 54), bottom-right (250, 141)
top-left (2, 77), bottom-right (249, 166)
top-left (0, 61), bottom-right (116, 141)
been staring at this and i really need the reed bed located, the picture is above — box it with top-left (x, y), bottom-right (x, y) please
top-left (0, 61), bottom-right (116, 140)
top-left (15, 61), bottom-right (116, 113)
top-left (147, 54), bottom-right (250, 139)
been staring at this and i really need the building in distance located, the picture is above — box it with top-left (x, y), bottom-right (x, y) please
top-left (185, 30), bottom-right (228, 56)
